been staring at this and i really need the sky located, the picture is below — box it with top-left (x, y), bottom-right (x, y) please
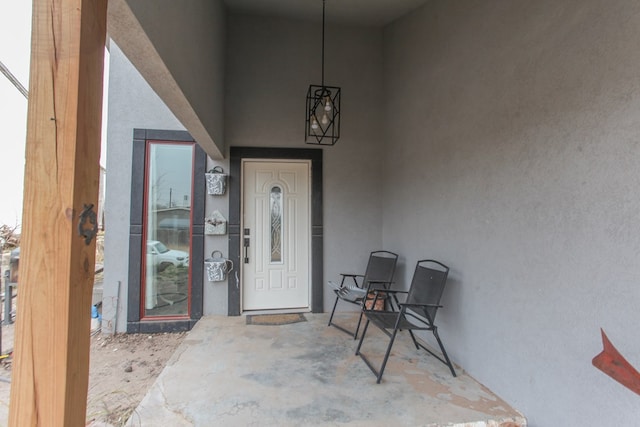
top-left (0, 3), bottom-right (108, 229)
top-left (0, 2), bottom-right (31, 228)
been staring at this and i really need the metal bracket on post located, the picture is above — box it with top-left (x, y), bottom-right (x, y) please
top-left (78, 203), bottom-right (98, 245)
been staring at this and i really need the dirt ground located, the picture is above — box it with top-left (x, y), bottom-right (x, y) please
top-left (85, 332), bottom-right (185, 426)
top-left (0, 320), bottom-right (185, 427)
top-left (0, 248), bottom-right (186, 427)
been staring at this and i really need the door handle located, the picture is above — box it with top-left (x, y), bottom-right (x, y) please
top-left (243, 229), bottom-right (250, 263)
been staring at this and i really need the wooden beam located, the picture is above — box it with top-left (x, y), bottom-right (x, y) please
top-left (8, 0), bottom-right (107, 425)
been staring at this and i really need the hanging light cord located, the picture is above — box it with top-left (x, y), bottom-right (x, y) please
top-left (321, 0), bottom-right (325, 87)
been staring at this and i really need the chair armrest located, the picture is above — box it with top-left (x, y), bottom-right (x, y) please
top-left (342, 274), bottom-right (364, 287)
top-left (335, 274), bottom-right (365, 291)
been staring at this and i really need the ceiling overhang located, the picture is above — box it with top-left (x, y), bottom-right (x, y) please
top-left (107, 0), bottom-right (429, 159)
top-left (225, 0), bottom-right (428, 27)
top-left (107, 0), bottom-right (225, 159)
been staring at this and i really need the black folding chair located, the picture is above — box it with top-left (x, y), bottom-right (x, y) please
top-left (356, 259), bottom-right (456, 383)
top-left (327, 251), bottom-right (398, 339)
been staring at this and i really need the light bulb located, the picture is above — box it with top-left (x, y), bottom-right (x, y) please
top-left (311, 116), bottom-right (319, 131)
top-left (321, 113), bottom-right (329, 126)
top-left (324, 97), bottom-right (332, 111)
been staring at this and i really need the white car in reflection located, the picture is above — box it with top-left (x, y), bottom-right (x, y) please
top-left (147, 240), bottom-right (189, 271)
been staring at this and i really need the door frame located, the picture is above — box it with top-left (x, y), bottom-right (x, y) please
top-left (229, 147), bottom-right (323, 316)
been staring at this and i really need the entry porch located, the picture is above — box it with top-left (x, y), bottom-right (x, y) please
top-left (127, 314), bottom-right (525, 426)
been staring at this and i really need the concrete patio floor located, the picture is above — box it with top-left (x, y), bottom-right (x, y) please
top-left (126, 313), bottom-right (526, 426)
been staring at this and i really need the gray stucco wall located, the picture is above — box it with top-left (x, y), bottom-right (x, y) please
top-left (105, 16), bottom-right (385, 324)
top-left (103, 3), bottom-right (640, 422)
top-left (225, 14), bottom-right (386, 312)
top-left (102, 42), bottom-right (185, 334)
top-left (382, 1), bottom-right (640, 425)
top-left (202, 156), bottom-right (229, 315)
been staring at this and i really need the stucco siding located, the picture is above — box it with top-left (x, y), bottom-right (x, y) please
top-left (225, 14), bottom-right (386, 311)
top-left (383, 1), bottom-right (640, 425)
top-left (105, 14), bottom-right (385, 324)
top-left (103, 42), bottom-right (185, 334)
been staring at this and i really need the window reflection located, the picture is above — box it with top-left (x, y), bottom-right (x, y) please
top-left (143, 143), bottom-right (193, 317)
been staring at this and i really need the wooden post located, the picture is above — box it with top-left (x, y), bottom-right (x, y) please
top-left (8, 0), bottom-right (107, 425)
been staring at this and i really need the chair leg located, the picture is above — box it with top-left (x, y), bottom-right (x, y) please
top-left (328, 294), bottom-right (340, 326)
top-left (408, 330), bottom-right (420, 350)
top-left (355, 318), bottom-right (370, 356)
top-left (353, 310), bottom-right (365, 340)
top-left (357, 319), bottom-right (388, 382)
top-left (433, 328), bottom-right (456, 377)
top-left (377, 327), bottom-right (400, 384)
top-left (328, 294), bottom-right (363, 337)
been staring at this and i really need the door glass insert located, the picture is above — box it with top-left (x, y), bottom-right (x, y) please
top-left (270, 186), bottom-right (283, 263)
top-left (143, 142), bottom-right (194, 318)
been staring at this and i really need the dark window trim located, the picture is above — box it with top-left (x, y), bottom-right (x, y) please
top-left (127, 129), bottom-right (206, 333)
top-left (229, 147), bottom-right (323, 315)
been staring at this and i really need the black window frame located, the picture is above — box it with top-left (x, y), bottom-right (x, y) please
top-left (127, 129), bottom-right (206, 333)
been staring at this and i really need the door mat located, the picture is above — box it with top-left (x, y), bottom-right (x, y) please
top-left (246, 313), bottom-right (307, 326)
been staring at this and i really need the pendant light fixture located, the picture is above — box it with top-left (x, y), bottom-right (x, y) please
top-left (305, 0), bottom-right (341, 145)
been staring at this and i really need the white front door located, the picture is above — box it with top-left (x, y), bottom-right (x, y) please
top-left (242, 160), bottom-right (311, 311)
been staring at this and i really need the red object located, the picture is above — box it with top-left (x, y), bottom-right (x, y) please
top-left (592, 329), bottom-right (640, 395)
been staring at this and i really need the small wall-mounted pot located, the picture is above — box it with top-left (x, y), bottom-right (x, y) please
top-left (205, 210), bottom-right (227, 235)
top-left (205, 250), bottom-right (233, 282)
top-left (205, 166), bottom-right (227, 195)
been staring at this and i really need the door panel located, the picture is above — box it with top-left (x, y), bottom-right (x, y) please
top-left (243, 161), bottom-right (310, 311)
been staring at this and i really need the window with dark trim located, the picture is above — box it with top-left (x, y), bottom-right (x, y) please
top-left (127, 129), bottom-right (206, 333)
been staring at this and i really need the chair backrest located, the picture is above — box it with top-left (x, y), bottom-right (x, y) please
top-left (363, 251), bottom-right (398, 285)
top-left (405, 260), bottom-right (450, 322)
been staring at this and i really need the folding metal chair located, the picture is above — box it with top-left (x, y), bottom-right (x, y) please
top-left (356, 259), bottom-right (456, 383)
top-left (327, 251), bottom-right (398, 339)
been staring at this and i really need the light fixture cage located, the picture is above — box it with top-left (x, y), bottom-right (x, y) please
top-left (305, 84), bottom-right (341, 145)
